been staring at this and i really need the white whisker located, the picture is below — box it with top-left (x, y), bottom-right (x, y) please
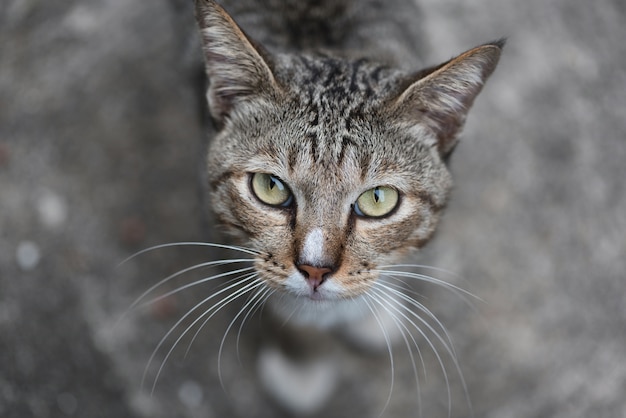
top-left (374, 281), bottom-right (457, 358)
top-left (369, 284), bottom-right (452, 416)
top-left (117, 259), bottom-right (254, 326)
top-left (118, 241), bottom-right (261, 266)
top-left (235, 287), bottom-right (275, 362)
top-left (375, 269), bottom-right (482, 307)
top-left (123, 244), bottom-right (475, 415)
top-left (150, 276), bottom-right (264, 395)
top-left (361, 296), bottom-right (395, 418)
top-left (370, 283), bottom-right (474, 418)
top-left (276, 292), bottom-right (303, 329)
top-left (378, 263), bottom-right (460, 279)
top-left (216, 284), bottom-right (272, 384)
top-left (366, 290), bottom-right (424, 418)
top-left (142, 273), bottom-right (260, 393)
top-left (376, 276), bottom-right (426, 301)
top-left (183, 278), bottom-right (266, 359)
top-left (137, 266), bottom-right (255, 311)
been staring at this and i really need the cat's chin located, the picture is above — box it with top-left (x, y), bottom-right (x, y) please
top-left (280, 270), bottom-right (349, 301)
top-left (266, 291), bottom-right (368, 329)
top-left (299, 283), bottom-right (342, 302)
top-left (306, 291), bottom-right (326, 302)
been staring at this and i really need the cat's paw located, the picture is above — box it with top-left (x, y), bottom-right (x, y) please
top-left (257, 345), bottom-right (338, 415)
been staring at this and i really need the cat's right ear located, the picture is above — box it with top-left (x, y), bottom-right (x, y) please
top-left (391, 41), bottom-right (504, 157)
top-left (195, 0), bottom-right (280, 125)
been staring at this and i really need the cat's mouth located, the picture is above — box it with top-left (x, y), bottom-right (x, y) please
top-left (307, 289), bottom-right (326, 301)
top-left (281, 268), bottom-right (348, 302)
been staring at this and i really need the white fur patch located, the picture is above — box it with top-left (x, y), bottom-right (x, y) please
top-left (301, 228), bottom-right (324, 264)
top-left (257, 345), bottom-right (337, 415)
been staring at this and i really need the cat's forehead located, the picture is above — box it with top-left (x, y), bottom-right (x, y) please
top-left (265, 55), bottom-right (417, 174)
top-left (245, 110), bottom-right (435, 198)
top-left (221, 54), bottom-right (441, 194)
top-left (277, 54), bottom-right (403, 109)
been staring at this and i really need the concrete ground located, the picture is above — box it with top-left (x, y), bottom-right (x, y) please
top-left (1, 0), bottom-right (625, 417)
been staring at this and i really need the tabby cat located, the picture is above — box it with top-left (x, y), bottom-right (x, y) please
top-left (151, 0), bottom-right (501, 414)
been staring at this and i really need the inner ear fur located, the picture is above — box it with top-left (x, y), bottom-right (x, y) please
top-left (194, 0), bottom-right (281, 124)
top-left (392, 40), bottom-right (504, 156)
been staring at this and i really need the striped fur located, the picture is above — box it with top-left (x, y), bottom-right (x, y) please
top-left (194, 0), bottom-right (502, 413)
top-left (196, 0), bottom-right (501, 316)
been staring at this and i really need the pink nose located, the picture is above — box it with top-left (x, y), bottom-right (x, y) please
top-left (297, 264), bottom-right (333, 291)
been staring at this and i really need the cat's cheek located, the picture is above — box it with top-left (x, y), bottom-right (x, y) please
top-left (214, 174), bottom-right (293, 240)
top-left (353, 209), bottom-right (419, 255)
top-left (348, 214), bottom-right (426, 270)
top-left (334, 273), bottom-right (378, 298)
top-left (406, 202), bottom-right (443, 248)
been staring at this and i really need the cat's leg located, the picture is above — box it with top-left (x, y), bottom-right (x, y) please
top-left (257, 316), bottom-right (338, 415)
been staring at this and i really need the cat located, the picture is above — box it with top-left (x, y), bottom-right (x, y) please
top-left (141, 0), bottom-right (502, 414)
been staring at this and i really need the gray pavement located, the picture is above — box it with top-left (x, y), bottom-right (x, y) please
top-left (2, 0), bottom-right (625, 417)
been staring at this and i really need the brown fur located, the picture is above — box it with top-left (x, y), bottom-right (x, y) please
top-left (194, 0), bottom-right (502, 412)
top-left (195, 0), bottom-right (502, 316)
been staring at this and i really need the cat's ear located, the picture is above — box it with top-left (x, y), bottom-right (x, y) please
top-left (195, 0), bottom-right (280, 124)
top-left (393, 40), bottom-right (504, 157)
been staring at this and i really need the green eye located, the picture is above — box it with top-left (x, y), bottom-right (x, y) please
top-left (354, 186), bottom-right (399, 218)
top-left (250, 173), bottom-right (293, 207)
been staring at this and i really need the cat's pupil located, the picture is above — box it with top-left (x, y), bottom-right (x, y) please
top-left (250, 173), bottom-right (292, 207)
top-left (268, 176), bottom-right (285, 192)
top-left (374, 187), bottom-right (381, 203)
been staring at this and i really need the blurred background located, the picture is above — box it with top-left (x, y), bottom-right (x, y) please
top-left (1, 0), bottom-right (624, 417)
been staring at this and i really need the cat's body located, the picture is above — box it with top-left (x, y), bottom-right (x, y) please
top-left (191, 0), bottom-right (502, 414)
top-left (211, 0), bottom-right (426, 66)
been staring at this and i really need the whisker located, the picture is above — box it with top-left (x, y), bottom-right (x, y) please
top-left (216, 284), bottom-right (272, 384)
top-left (118, 241), bottom-right (261, 266)
top-left (137, 266), bottom-right (255, 311)
top-left (361, 296), bottom-right (395, 418)
top-left (374, 281), bottom-right (458, 358)
top-left (118, 259), bottom-right (254, 325)
top-left (369, 284), bottom-right (453, 417)
top-left (365, 290), bottom-right (424, 418)
top-left (374, 269), bottom-right (482, 306)
top-left (276, 292), bottom-right (303, 329)
top-left (377, 276), bottom-right (427, 301)
top-left (371, 283), bottom-right (474, 418)
top-left (235, 287), bottom-right (275, 363)
top-left (378, 263), bottom-right (461, 279)
top-left (150, 276), bottom-right (264, 395)
top-left (375, 282), bottom-right (474, 417)
top-left (183, 278), bottom-right (266, 359)
top-left (141, 273), bottom-right (259, 393)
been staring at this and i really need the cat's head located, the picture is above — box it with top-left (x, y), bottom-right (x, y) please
top-left (195, 0), bottom-right (502, 307)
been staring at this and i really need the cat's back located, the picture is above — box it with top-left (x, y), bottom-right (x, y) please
top-left (215, 0), bottom-right (426, 67)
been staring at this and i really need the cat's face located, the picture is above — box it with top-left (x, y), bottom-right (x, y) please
top-left (196, 0), bottom-right (501, 308)
top-left (208, 58), bottom-right (451, 303)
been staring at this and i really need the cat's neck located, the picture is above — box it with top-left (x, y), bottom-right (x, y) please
top-left (216, 0), bottom-right (427, 67)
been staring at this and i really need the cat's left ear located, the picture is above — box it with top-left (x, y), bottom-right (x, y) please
top-left (195, 0), bottom-right (280, 125)
top-left (392, 40), bottom-right (504, 157)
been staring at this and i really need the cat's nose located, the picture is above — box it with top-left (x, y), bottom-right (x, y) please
top-left (297, 264), bottom-right (333, 291)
